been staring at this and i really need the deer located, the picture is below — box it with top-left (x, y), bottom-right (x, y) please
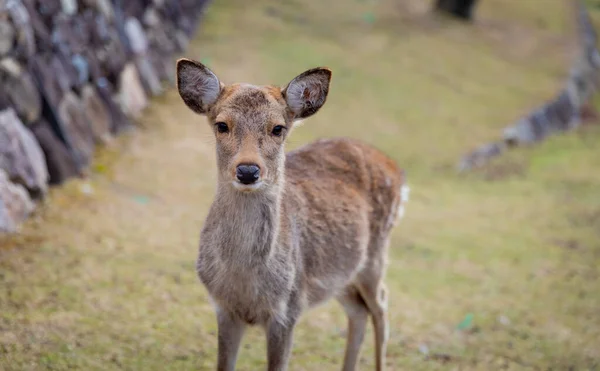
top-left (176, 58), bottom-right (410, 371)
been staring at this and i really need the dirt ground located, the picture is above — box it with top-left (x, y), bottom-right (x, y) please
top-left (1, 0), bottom-right (599, 370)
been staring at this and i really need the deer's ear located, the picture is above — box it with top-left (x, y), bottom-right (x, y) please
top-left (176, 58), bottom-right (222, 114)
top-left (282, 67), bottom-right (332, 120)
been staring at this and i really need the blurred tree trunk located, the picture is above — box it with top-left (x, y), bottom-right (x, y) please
top-left (435, 0), bottom-right (479, 20)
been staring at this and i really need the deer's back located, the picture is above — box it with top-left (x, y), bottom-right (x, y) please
top-left (284, 137), bottom-right (405, 305)
top-left (286, 137), bottom-right (404, 208)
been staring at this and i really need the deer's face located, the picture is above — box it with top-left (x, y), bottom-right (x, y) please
top-left (208, 84), bottom-right (290, 191)
top-left (176, 59), bottom-right (331, 193)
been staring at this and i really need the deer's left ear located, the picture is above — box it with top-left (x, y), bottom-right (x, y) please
top-left (176, 58), bottom-right (222, 115)
top-left (282, 67), bottom-right (332, 120)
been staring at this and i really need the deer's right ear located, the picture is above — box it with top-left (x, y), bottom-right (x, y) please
top-left (282, 67), bottom-right (332, 120)
top-left (176, 58), bottom-right (222, 114)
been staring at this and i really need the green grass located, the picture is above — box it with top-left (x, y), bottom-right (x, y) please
top-left (1, 0), bottom-right (600, 370)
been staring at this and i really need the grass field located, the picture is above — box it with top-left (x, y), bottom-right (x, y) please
top-left (1, 0), bottom-right (600, 370)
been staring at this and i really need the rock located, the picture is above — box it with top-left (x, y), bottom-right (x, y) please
top-left (35, 0), bottom-right (62, 26)
top-left (83, 0), bottom-right (114, 21)
top-left (124, 17), bottom-right (148, 55)
top-left (145, 25), bottom-right (176, 85)
top-left (95, 77), bottom-right (132, 134)
top-left (30, 54), bottom-right (64, 110)
top-left (90, 12), bottom-right (110, 45)
top-left (0, 169), bottom-right (35, 233)
top-left (51, 14), bottom-right (84, 56)
top-left (147, 25), bottom-right (177, 55)
top-left (458, 141), bottom-right (507, 172)
top-left (0, 108), bottom-right (48, 197)
top-left (81, 84), bottom-right (112, 144)
top-left (0, 57), bottom-right (21, 76)
top-left (72, 12), bottom-right (93, 51)
top-left (577, 0), bottom-right (598, 49)
top-left (0, 86), bottom-right (10, 110)
top-left (0, 19), bottom-right (15, 56)
top-left (0, 58), bottom-right (42, 124)
top-left (503, 115), bottom-right (542, 145)
top-left (21, 0), bottom-right (52, 51)
top-left (71, 54), bottom-right (90, 85)
top-left (30, 120), bottom-right (79, 185)
top-left (50, 53), bottom-right (76, 96)
top-left (121, 0), bottom-right (145, 20)
top-left (97, 0), bottom-right (115, 21)
top-left (117, 62), bottom-right (147, 118)
top-left (57, 91), bottom-right (95, 170)
top-left (6, 0), bottom-right (36, 59)
top-left (503, 88), bottom-right (584, 147)
top-left (552, 90), bottom-right (577, 126)
top-left (149, 49), bottom-right (175, 85)
top-left (174, 29), bottom-right (189, 52)
top-left (60, 0), bottom-right (78, 16)
top-left (96, 29), bottom-right (128, 81)
top-left (83, 50), bottom-right (103, 82)
top-left (135, 54), bottom-right (163, 96)
top-left (143, 7), bottom-right (161, 28)
top-left (34, 0), bottom-right (61, 26)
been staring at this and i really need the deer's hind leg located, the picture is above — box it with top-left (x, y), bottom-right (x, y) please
top-left (338, 287), bottom-right (370, 371)
top-left (355, 236), bottom-right (392, 371)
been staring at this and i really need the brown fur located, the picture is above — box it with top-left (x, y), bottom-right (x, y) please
top-left (176, 58), bottom-right (408, 371)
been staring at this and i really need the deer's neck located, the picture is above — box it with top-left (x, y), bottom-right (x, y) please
top-left (213, 183), bottom-right (284, 263)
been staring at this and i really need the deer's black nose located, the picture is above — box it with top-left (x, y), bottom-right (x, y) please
top-left (236, 164), bottom-right (260, 185)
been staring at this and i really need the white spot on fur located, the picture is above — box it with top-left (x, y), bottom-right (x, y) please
top-left (397, 184), bottom-right (410, 222)
top-left (397, 205), bottom-right (405, 220)
top-left (401, 184), bottom-right (410, 202)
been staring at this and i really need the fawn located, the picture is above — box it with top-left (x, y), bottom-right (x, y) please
top-left (176, 58), bottom-right (409, 371)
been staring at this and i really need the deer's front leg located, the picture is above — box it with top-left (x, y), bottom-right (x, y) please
top-left (216, 309), bottom-right (246, 371)
top-left (266, 319), bottom-right (296, 371)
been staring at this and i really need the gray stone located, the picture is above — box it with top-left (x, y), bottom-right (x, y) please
top-left (117, 62), bottom-right (148, 118)
top-left (31, 120), bottom-right (79, 185)
top-left (135, 54), bottom-right (163, 97)
top-left (84, 0), bottom-right (114, 20)
top-left (81, 84), bottom-right (112, 144)
top-left (1, 60), bottom-right (42, 124)
top-left (71, 54), bottom-right (90, 85)
top-left (0, 168), bottom-right (35, 233)
top-left (6, 0), bottom-right (35, 59)
top-left (21, 0), bottom-right (52, 51)
top-left (0, 57), bottom-right (21, 76)
top-left (124, 17), bottom-right (148, 55)
top-left (174, 29), bottom-right (189, 52)
top-left (60, 0), bottom-right (77, 16)
top-left (0, 108), bottom-right (48, 196)
top-left (149, 49), bottom-right (175, 85)
top-left (57, 91), bottom-right (95, 170)
top-left (0, 19), bottom-right (15, 56)
top-left (458, 142), bottom-right (506, 172)
top-left (143, 7), bottom-right (161, 28)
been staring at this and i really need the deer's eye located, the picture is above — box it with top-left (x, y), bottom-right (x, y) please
top-left (215, 122), bottom-right (229, 133)
top-left (271, 125), bottom-right (285, 137)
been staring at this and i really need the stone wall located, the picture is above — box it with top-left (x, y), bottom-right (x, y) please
top-left (0, 0), bottom-right (210, 232)
top-left (458, 1), bottom-right (600, 172)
